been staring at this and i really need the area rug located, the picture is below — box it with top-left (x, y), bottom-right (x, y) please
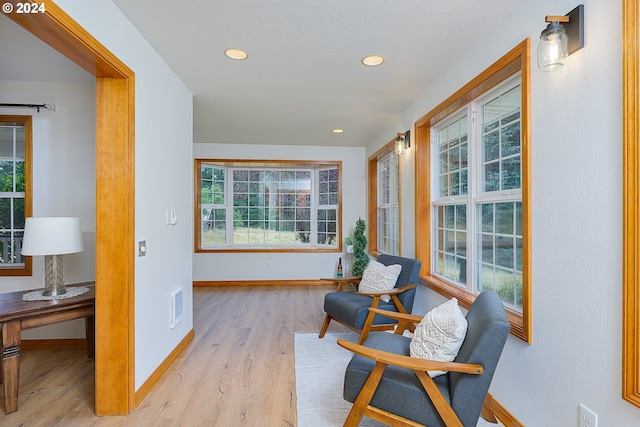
top-left (293, 331), bottom-right (498, 427)
top-left (294, 331), bottom-right (386, 427)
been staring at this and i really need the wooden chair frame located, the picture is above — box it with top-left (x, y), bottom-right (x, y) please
top-left (337, 308), bottom-right (488, 427)
top-left (319, 277), bottom-right (417, 344)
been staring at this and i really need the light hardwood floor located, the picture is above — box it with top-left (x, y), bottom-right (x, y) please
top-left (0, 285), bottom-right (347, 426)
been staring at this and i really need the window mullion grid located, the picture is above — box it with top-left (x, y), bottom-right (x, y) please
top-left (225, 167), bottom-right (233, 246)
top-left (468, 105), bottom-right (480, 296)
top-left (377, 154), bottom-right (393, 254)
top-left (431, 196), bottom-right (466, 284)
top-left (9, 198), bottom-right (14, 263)
top-left (391, 202), bottom-right (399, 253)
top-left (377, 152), bottom-right (399, 255)
top-left (201, 165), bottom-right (226, 248)
top-left (311, 169), bottom-right (318, 245)
top-left (473, 79), bottom-right (523, 311)
top-left (431, 128), bottom-right (445, 280)
top-left (390, 153), bottom-right (398, 205)
top-left (315, 166), bottom-right (340, 247)
top-left (472, 101), bottom-right (522, 298)
top-left (390, 154), bottom-right (399, 255)
top-left (430, 106), bottom-right (474, 289)
top-left (197, 161), bottom-right (339, 250)
top-left (9, 128), bottom-right (16, 262)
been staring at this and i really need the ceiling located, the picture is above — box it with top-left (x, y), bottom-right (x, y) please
top-left (1, 0), bottom-right (522, 147)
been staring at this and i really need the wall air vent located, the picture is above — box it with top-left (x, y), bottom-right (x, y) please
top-left (170, 287), bottom-right (184, 329)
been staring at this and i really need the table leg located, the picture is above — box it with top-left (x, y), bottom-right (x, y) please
top-left (0, 337), bottom-right (2, 385)
top-left (2, 321), bottom-right (21, 414)
top-left (85, 315), bottom-right (95, 359)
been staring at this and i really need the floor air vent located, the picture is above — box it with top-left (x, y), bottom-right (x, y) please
top-left (170, 287), bottom-right (184, 329)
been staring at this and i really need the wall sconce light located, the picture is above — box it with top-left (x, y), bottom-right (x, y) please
top-left (537, 4), bottom-right (584, 72)
top-left (395, 130), bottom-right (410, 156)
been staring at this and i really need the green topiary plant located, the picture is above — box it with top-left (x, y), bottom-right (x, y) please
top-left (351, 218), bottom-right (369, 276)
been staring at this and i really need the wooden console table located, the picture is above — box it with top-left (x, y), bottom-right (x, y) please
top-left (0, 283), bottom-right (95, 414)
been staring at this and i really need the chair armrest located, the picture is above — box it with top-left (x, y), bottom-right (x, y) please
top-left (355, 286), bottom-right (420, 342)
top-left (366, 307), bottom-right (424, 324)
top-left (337, 339), bottom-right (484, 375)
top-left (321, 276), bottom-right (362, 291)
top-left (355, 283), bottom-right (416, 297)
top-left (321, 276), bottom-right (362, 282)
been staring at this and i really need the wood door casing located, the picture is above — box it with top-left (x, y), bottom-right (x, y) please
top-left (5, 0), bottom-right (135, 415)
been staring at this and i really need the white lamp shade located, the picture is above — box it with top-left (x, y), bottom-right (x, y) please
top-left (21, 217), bottom-right (84, 256)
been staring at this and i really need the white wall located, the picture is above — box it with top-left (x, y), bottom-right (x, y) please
top-left (367, 0), bottom-right (637, 425)
top-left (193, 143), bottom-right (366, 280)
top-left (0, 80), bottom-right (96, 339)
top-left (52, 0), bottom-right (194, 389)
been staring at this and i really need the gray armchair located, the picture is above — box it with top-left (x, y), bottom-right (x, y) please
top-left (338, 291), bottom-right (510, 427)
top-left (319, 254), bottom-right (421, 344)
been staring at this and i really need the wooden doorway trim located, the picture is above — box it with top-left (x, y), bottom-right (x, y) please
top-left (622, 0), bottom-right (640, 408)
top-left (5, 0), bottom-right (135, 415)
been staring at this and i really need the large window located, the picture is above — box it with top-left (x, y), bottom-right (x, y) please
top-left (368, 139), bottom-right (401, 257)
top-left (196, 160), bottom-right (341, 251)
top-left (377, 153), bottom-right (399, 255)
top-left (0, 116), bottom-right (32, 276)
top-left (416, 40), bottom-right (531, 342)
top-left (433, 80), bottom-right (522, 308)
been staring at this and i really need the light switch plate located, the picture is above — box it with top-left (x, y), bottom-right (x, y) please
top-left (166, 208), bottom-right (178, 225)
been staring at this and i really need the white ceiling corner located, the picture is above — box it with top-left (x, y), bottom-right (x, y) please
top-left (2, 0), bottom-right (523, 147)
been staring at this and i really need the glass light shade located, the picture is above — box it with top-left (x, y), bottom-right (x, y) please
top-left (21, 217), bottom-right (84, 255)
top-left (395, 137), bottom-right (405, 156)
top-left (537, 21), bottom-right (569, 72)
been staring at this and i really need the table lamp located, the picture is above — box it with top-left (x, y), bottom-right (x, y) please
top-left (21, 217), bottom-right (84, 297)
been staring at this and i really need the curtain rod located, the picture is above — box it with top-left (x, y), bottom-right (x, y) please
top-left (0, 103), bottom-right (56, 112)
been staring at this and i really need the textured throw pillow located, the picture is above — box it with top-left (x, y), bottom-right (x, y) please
top-left (357, 260), bottom-right (402, 302)
top-left (409, 298), bottom-right (468, 378)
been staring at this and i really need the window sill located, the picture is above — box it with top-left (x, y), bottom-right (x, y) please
top-left (195, 247), bottom-right (341, 254)
top-left (420, 275), bottom-right (530, 343)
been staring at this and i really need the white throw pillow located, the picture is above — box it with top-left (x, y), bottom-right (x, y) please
top-left (409, 298), bottom-right (468, 378)
top-left (357, 260), bottom-right (402, 302)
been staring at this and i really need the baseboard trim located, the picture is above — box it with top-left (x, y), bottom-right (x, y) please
top-left (483, 392), bottom-right (524, 427)
top-left (193, 279), bottom-right (332, 287)
top-left (21, 339), bottom-right (86, 349)
top-left (134, 328), bottom-right (195, 407)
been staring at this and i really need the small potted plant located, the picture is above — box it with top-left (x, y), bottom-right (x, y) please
top-left (349, 218), bottom-right (369, 277)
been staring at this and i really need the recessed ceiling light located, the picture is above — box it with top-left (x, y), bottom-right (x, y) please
top-left (332, 128), bottom-right (344, 134)
top-left (361, 55), bottom-right (385, 67)
top-left (224, 48), bottom-right (248, 60)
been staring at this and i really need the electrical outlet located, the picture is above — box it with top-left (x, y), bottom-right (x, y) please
top-left (579, 404), bottom-right (597, 427)
top-left (138, 240), bottom-right (147, 257)
top-left (267, 260), bottom-right (272, 269)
